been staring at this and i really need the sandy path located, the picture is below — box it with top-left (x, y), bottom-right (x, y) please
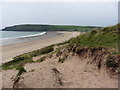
top-left (2, 31), bottom-right (80, 63)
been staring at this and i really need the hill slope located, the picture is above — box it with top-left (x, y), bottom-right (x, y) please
top-left (2, 24), bottom-right (99, 32)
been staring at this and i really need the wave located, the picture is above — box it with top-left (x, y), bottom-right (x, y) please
top-left (1, 31), bottom-right (46, 40)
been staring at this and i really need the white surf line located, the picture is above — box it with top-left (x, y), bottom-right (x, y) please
top-left (0, 32), bottom-right (46, 40)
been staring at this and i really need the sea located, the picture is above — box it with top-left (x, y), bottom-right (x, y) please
top-left (0, 31), bottom-right (46, 45)
top-left (0, 31), bottom-right (46, 39)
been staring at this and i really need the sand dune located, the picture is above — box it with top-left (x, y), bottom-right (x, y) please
top-left (2, 53), bottom-right (118, 88)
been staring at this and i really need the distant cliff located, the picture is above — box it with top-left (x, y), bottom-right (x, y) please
top-left (2, 24), bottom-right (99, 32)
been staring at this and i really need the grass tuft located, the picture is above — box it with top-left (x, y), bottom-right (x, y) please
top-left (16, 65), bottom-right (26, 76)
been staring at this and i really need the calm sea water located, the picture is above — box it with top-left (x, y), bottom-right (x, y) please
top-left (0, 31), bottom-right (45, 39)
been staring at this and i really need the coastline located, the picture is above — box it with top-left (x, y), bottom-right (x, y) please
top-left (2, 31), bottom-right (58, 45)
top-left (2, 31), bottom-right (80, 63)
top-left (1, 31), bottom-right (46, 40)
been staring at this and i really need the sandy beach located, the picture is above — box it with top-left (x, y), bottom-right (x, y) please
top-left (2, 31), bottom-right (80, 63)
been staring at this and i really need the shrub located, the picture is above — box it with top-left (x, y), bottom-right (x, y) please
top-left (16, 65), bottom-right (26, 76)
top-left (106, 59), bottom-right (118, 67)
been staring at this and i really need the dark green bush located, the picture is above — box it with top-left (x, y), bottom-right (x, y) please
top-left (106, 59), bottom-right (118, 67)
top-left (16, 65), bottom-right (26, 76)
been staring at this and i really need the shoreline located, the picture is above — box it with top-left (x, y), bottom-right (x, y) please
top-left (1, 31), bottom-right (46, 40)
top-left (2, 31), bottom-right (59, 45)
top-left (2, 31), bottom-right (81, 63)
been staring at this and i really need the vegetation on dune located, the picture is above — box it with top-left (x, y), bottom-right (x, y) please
top-left (67, 24), bottom-right (119, 73)
top-left (30, 45), bottom-right (54, 57)
top-left (70, 24), bottom-right (119, 49)
top-left (2, 24), bottom-right (100, 32)
top-left (16, 65), bottom-right (26, 76)
top-left (106, 59), bottom-right (118, 68)
top-left (1, 45), bottom-right (54, 70)
top-left (2, 54), bottom-right (32, 70)
top-left (53, 24), bottom-right (120, 73)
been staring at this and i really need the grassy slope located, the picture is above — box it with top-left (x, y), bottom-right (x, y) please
top-left (2, 24), bottom-right (99, 32)
top-left (70, 24), bottom-right (119, 49)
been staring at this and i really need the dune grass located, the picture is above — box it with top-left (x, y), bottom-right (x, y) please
top-left (1, 45), bottom-right (54, 70)
top-left (70, 24), bottom-right (119, 49)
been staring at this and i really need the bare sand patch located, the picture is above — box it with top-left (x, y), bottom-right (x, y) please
top-left (7, 55), bottom-right (117, 88)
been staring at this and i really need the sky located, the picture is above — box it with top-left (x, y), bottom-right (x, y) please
top-left (0, 0), bottom-right (119, 29)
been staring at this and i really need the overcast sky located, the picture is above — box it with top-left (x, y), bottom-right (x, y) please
top-left (1, 1), bottom-right (118, 29)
